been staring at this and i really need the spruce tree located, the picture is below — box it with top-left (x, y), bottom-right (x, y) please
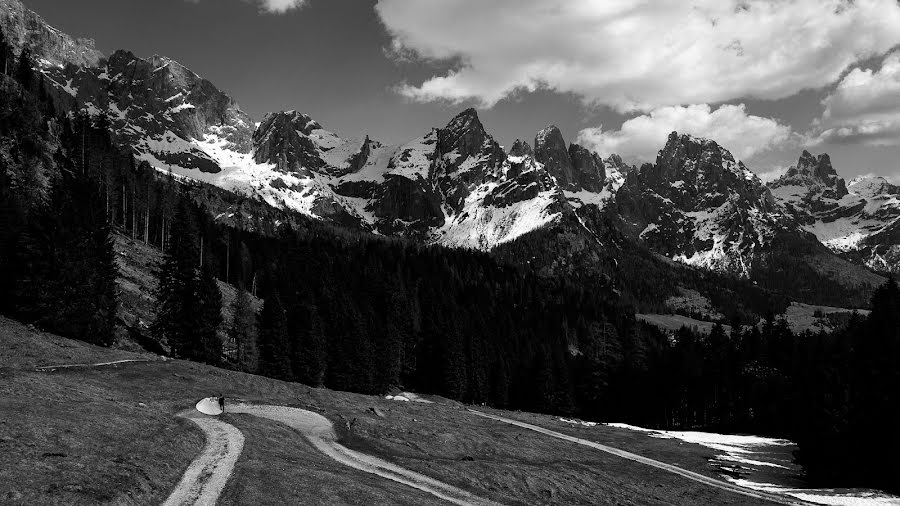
top-left (18, 163), bottom-right (117, 345)
top-left (153, 198), bottom-right (200, 358)
top-left (195, 266), bottom-right (223, 365)
top-left (229, 286), bottom-right (259, 373)
top-left (0, 27), bottom-right (13, 76)
top-left (16, 47), bottom-right (34, 92)
top-left (257, 293), bottom-right (292, 380)
top-left (292, 299), bottom-right (325, 386)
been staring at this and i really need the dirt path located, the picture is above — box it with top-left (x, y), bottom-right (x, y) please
top-left (231, 403), bottom-right (500, 506)
top-left (468, 409), bottom-right (809, 506)
top-left (34, 359), bottom-right (153, 372)
top-left (162, 411), bottom-right (245, 506)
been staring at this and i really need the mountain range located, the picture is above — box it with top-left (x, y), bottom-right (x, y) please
top-left (1, 0), bottom-right (894, 312)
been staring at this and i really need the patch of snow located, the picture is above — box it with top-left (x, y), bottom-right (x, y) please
top-left (559, 418), bottom-right (597, 427)
top-left (170, 103), bottom-right (196, 114)
top-left (607, 423), bottom-right (900, 505)
top-left (435, 184), bottom-right (561, 250)
top-left (388, 133), bottom-right (437, 180)
top-left (726, 479), bottom-right (900, 506)
top-left (640, 223), bottom-right (659, 239)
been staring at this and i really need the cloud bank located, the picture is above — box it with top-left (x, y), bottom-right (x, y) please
top-left (812, 52), bottom-right (900, 146)
top-left (576, 104), bottom-right (793, 163)
top-left (376, 0), bottom-right (900, 112)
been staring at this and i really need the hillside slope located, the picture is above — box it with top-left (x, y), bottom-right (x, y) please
top-left (1, 315), bottom-right (778, 505)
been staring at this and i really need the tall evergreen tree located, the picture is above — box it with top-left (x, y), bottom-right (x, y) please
top-left (15, 46), bottom-right (34, 92)
top-left (0, 27), bottom-right (13, 76)
top-left (229, 286), bottom-right (259, 373)
top-left (257, 293), bottom-right (292, 380)
top-left (153, 198), bottom-right (201, 358)
top-left (195, 266), bottom-right (223, 365)
top-left (17, 164), bottom-right (117, 345)
top-left (292, 298), bottom-right (325, 387)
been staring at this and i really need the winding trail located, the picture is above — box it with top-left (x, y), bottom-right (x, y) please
top-left (49, 354), bottom-right (806, 505)
top-left (230, 403), bottom-right (500, 506)
top-left (163, 411), bottom-right (245, 506)
top-left (468, 409), bottom-right (809, 506)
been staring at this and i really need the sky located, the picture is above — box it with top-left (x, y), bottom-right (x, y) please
top-left (21, 0), bottom-right (900, 182)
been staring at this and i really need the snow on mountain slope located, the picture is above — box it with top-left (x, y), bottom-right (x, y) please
top-left (769, 152), bottom-right (900, 273)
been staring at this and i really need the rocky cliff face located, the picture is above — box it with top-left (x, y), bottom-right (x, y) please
top-left (252, 111), bottom-right (330, 174)
top-left (0, 0), bottom-right (102, 67)
top-left (39, 49), bottom-right (253, 174)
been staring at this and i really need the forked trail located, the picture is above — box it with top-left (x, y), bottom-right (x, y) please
top-left (165, 402), bottom-right (499, 506)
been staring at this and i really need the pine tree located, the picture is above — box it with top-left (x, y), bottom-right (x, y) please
top-left (257, 293), bottom-right (292, 380)
top-left (153, 198), bottom-right (201, 358)
top-left (229, 286), bottom-right (259, 373)
top-left (0, 27), bottom-right (13, 76)
top-left (195, 266), bottom-right (223, 366)
top-left (15, 47), bottom-right (34, 92)
top-left (17, 164), bottom-right (117, 345)
top-left (292, 299), bottom-right (325, 387)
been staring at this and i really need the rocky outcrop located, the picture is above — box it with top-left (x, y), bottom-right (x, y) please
top-left (613, 132), bottom-right (783, 276)
top-left (774, 150), bottom-right (848, 198)
top-left (433, 109), bottom-right (505, 211)
top-left (535, 125), bottom-right (577, 187)
top-left (347, 136), bottom-right (378, 172)
top-left (252, 111), bottom-right (326, 174)
top-left (508, 139), bottom-right (533, 158)
top-left (371, 174), bottom-right (445, 235)
top-left (0, 0), bottom-right (103, 67)
top-left (568, 143), bottom-right (606, 192)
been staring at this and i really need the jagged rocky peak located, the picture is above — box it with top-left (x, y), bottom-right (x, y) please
top-left (535, 125), bottom-right (577, 187)
top-left (568, 143), bottom-right (606, 192)
top-left (656, 131), bottom-right (735, 172)
top-left (147, 55), bottom-right (202, 88)
top-left (348, 135), bottom-right (380, 172)
top-left (437, 107), bottom-right (491, 159)
top-left (628, 131), bottom-right (769, 212)
top-left (605, 153), bottom-right (628, 171)
top-left (780, 150), bottom-right (848, 197)
top-left (0, 0), bottom-right (103, 67)
top-left (654, 131), bottom-right (761, 184)
top-left (252, 110), bottom-right (325, 173)
top-left (265, 110), bottom-right (322, 135)
top-left (508, 139), bottom-right (533, 158)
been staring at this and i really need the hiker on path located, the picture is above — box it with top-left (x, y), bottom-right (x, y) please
top-left (218, 395), bottom-right (225, 413)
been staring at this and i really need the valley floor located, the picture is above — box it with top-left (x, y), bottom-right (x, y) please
top-left (1, 315), bottom-right (784, 505)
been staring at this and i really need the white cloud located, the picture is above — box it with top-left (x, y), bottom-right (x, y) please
top-left (576, 104), bottom-right (793, 163)
top-left (254, 0), bottom-right (305, 14)
top-left (187, 0), bottom-right (306, 14)
top-left (812, 51), bottom-right (900, 146)
top-left (756, 166), bottom-right (789, 183)
top-left (375, 0), bottom-right (900, 112)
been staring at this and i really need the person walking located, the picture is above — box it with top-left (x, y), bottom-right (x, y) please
top-left (218, 394), bottom-right (225, 413)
